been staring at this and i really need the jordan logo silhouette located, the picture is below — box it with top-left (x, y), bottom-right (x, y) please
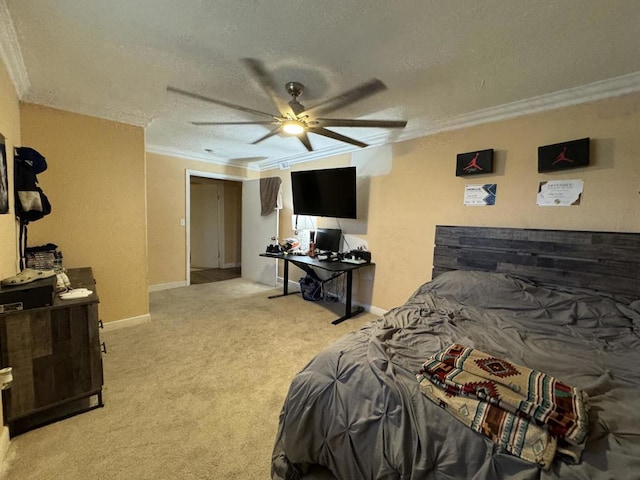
top-left (463, 152), bottom-right (483, 172)
top-left (552, 146), bottom-right (573, 165)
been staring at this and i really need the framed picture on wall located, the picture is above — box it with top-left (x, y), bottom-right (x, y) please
top-left (456, 149), bottom-right (494, 176)
top-left (0, 137), bottom-right (8, 214)
top-left (538, 137), bottom-right (590, 173)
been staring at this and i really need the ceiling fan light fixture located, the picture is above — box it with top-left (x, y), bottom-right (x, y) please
top-left (282, 120), bottom-right (305, 135)
top-left (169, 60), bottom-right (407, 152)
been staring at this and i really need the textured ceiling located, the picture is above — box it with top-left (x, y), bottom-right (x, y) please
top-left (3, 0), bottom-right (640, 170)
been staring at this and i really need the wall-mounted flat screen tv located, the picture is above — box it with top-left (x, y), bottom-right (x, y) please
top-left (291, 167), bottom-right (357, 219)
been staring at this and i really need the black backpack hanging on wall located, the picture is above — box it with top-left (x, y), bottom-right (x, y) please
top-left (14, 147), bottom-right (51, 222)
top-left (14, 147), bottom-right (51, 269)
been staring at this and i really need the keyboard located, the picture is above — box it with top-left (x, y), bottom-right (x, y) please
top-left (341, 258), bottom-right (367, 265)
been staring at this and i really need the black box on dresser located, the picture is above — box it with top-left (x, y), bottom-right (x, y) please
top-left (0, 275), bottom-right (56, 313)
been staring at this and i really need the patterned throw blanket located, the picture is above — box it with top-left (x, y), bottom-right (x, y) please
top-left (416, 344), bottom-right (589, 469)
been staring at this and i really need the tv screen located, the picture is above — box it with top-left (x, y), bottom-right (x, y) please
top-left (291, 167), bottom-right (357, 219)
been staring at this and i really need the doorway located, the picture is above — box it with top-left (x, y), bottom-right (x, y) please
top-left (186, 170), bottom-right (244, 286)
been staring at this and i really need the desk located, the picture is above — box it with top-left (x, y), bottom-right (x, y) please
top-left (260, 253), bottom-right (374, 325)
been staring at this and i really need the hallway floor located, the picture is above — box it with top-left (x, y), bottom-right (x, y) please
top-left (190, 267), bottom-right (241, 284)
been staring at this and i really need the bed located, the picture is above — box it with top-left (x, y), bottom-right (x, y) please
top-left (271, 225), bottom-right (640, 480)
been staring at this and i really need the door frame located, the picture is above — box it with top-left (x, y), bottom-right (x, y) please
top-left (185, 169), bottom-right (246, 286)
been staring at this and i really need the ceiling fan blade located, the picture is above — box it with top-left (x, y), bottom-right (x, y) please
top-left (192, 121), bottom-right (276, 126)
top-left (251, 126), bottom-right (282, 145)
top-left (167, 86), bottom-right (277, 120)
top-left (297, 132), bottom-right (313, 151)
top-left (241, 58), bottom-right (295, 117)
top-left (301, 79), bottom-right (387, 117)
top-left (307, 127), bottom-right (368, 148)
top-left (316, 118), bottom-right (407, 128)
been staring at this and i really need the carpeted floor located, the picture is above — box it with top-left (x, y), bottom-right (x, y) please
top-left (0, 278), bottom-right (376, 480)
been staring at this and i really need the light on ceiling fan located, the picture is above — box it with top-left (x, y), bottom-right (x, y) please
top-left (282, 120), bottom-right (305, 135)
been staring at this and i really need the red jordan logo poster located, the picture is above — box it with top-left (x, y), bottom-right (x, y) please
top-left (538, 137), bottom-right (590, 173)
top-left (456, 149), bottom-right (493, 176)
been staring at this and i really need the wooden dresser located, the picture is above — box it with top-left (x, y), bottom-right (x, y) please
top-left (0, 267), bottom-right (104, 436)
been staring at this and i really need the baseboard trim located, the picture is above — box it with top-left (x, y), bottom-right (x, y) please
top-left (222, 262), bottom-right (241, 269)
top-left (0, 425), bottom-right (10, 466)
top-left (148, 281), bottom-right (187, 292)
top-left (102, 313), bottom-right (151, 331)
top-left (366, 305), bottom-right (388, 317)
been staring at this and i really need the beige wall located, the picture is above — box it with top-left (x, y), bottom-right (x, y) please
top-left (0, 61), bottom-right (20, 280)
top-left (19, 103), bottom-right (148, 323)
top-left (267, 92), bottom-right (640, 311)
top-left (0, 52), bottom-right (21, 430)
top-left (14, 88), bottom-right (634, 317)
top-left (146, 152), bottom-right (250, 286)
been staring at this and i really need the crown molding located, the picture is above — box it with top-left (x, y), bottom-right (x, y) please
top-left (5, 0), bottom-right (635, 175)
top-left (399, 70), bottom-right (640, 141)
top-left (51, 70), bottom-right (640, 172)
top-left (0, 0), bottom-right (30, 98)
top-left (256, 142), bottom-right (360, 171)
top-left (78, 69), bottom-right (640, 174)
top-left (254, 71), bottom-right (640, 171)
top-left (145, 144), bottom-right (262, 171)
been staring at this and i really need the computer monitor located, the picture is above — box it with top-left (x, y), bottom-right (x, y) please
top-left (314, 228), bottom-right (342, 253)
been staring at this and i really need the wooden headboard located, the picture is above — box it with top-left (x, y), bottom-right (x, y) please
top-left (433, 225), bottom-right (640, 298)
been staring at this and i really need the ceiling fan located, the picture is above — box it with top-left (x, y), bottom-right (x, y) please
top-left (167, 58), bottom-right (407, 152)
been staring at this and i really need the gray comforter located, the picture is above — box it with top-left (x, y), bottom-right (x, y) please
top-left (272, 270), bottom-right (640, 480)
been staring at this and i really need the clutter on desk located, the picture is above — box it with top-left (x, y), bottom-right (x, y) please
top-left (0, 273), bottom-right (56, 313)
top-left (59, 288), bottom-right (93, 300)
top-left (0, 237), bottom-right (75, 312)
top-left (265, 237), bottom-right (300, 254)
top-left (23, 244), bottom-right (69, 292)
top-left (343, 248), bottom-right (372, 264)
top-left (1, 268), bottom-right (56, 286)
top-left (55, 271), bottom-right (71, 292)
top-left (25, 243), bottom-right (63, 271)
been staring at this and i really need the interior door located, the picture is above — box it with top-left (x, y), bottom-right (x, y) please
top-left (241, 179), bottom-right (278, 286)
top-left (190, 181), bottom-right (220, 269)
